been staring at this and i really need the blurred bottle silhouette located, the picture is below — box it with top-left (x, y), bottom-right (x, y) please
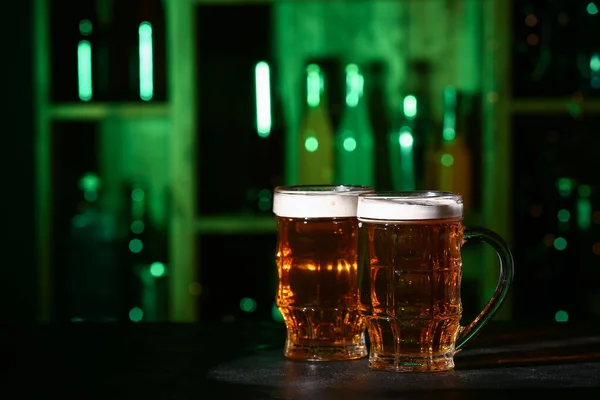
top-left (335, 63), bottom-right (375, 186)
top-left (436, 87), bottom-right (473, 211)
top-left (297, 60), bottom-right (336, 185)
top-left (65, 173), bottom-right (122, 322)
top-left (247, 60), bottom-right (285, 214)
top-left (367, 61), bottom-right (393, 191)
top-left (122, 177), bottom-right (169, 322)
top-left (389, 61), bottom-right (435, 192)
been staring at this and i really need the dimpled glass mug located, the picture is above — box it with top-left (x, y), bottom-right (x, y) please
top-left (273, 185), bottom-right (374, 361)
top-left (356, 191), bottom-right (514, 372)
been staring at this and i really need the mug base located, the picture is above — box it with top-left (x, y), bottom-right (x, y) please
top-left (284, 342), bottom-right (368, 361)
top-left (368, 352), bottom-right (455, 372)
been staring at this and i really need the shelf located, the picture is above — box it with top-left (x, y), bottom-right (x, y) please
top-left (193, 0), bottom-right (271, 4)
top-left (195, 212), bottom-right (482, 235)
top-left (196, 215), bottom-right (276, 235)
top-left (510, 98), bottom-right (600, 115)
top-left (48, 103), bottom-right (170, 121)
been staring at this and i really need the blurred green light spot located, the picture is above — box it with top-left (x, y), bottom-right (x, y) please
top-left (306, 64), bottom-right (322, 108)
top-left (304, 136), bottom-right (319, 152)
top-left (131, 188), bottom-right (145, 202)
top-left (554, 310), bottom-right (569, 322)
top-left (258, 197), bottom-right (271, 211)
top-left (558, 221), bottom-right (570, 232)
top-left (554, 237), bottom-right (567, 251)
top-left (129, 307), bottom-right (143, 322)
top-left (443, 128), bottom-right (456, 141)
top-left (129, 239), bottom-right (143, 253)
top-left (557, 209), bottom-right (570, 222)
top-left (149, 262), bottom-right (165, 277)
top-left (399, 130), bottom-right (414, 147)
top-left (578, 184), bottom-right (591, 198)
top-left (343, 137), bottom-right (357, 152)
top-left (577, 198), bottom-right (592, 230)
top-left (556, 177), bottom-right (572, 197)
top-left (240, 297), bottom-right (257, 312)
top-left (130, 220), bottom-right (145, 234)
top-left (587, 2), bottom-right (598, 15)
top-left (441, 153), bottom-right (454, 167)
top-left (77, 40), bottom-right (92, 101)
top-left (271, 303), bottom-right (284, 323)
top-left (258, 189), bottom-right (271, 200)
top-left (591, 54), bottom-right (600, 72)
top-left (138, 21), bottom-right (153, 101)
top-left (403, 95), bottom-right (417, 119)
top-left (79, 19), bottom-right (93, 36)
top-left (255, 61), bottom-right (272, 137)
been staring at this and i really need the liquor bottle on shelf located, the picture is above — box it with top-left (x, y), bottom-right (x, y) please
top-left (196, 3), bottom-right (280, 215)
top-left (367, 61), bottom-right (393, 191)
top-left (49, 1), bottom-right (96, 102)
top-left (388, 61), bottom-right (435, 191)
top-left (436, 87), bottom-right (474, 211)
top-left (511, 0), bottom-right (598, 97)
top-left (64, 173), bottom-right (121, 322)
top-left (512, 114), bottom-right (600, 322)
top-left (247, 59), bottom-right (285, 214)
top-left (111, 0), bottom-right (166, 102)
top-left (388, 93), bottom-right (416, 192)
top-left (574, 2), bottom-right (600, 96)
top-left (297, 60), bottom-right (336, 185)
top-left (335, 63), bottom-right (375, 186)
top-left (122, 177), bottom-right (169, 322)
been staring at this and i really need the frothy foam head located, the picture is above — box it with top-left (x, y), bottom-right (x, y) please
top-left (357, 191), bottom-right (463, 221)
top-left (273, 185), bottom-right (374, 218)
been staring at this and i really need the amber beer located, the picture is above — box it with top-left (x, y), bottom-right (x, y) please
top-left (273, 185), bottom-right (374, 361)
top-left (357, 191), bottom-right (514, 372)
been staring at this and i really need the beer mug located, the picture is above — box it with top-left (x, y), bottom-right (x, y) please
top-left (273, 185), bottom-right (375, 361)
top-left (356, 191), bottom-right (514, 372)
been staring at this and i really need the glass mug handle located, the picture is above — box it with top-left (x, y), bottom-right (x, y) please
top-left (456, 227), bottom-right (515, 352)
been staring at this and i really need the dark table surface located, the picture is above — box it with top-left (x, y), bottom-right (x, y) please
top-left (2, 321), bottom-right (600, 399)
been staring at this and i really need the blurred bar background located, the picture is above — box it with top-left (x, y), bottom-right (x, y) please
top-left (2, 0), bottom-right (599, 325)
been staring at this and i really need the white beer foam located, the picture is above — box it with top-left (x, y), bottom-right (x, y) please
top-left (357, 195), bottom-right (463, 221)
top-left (273, 186), bottom-right (373, 218)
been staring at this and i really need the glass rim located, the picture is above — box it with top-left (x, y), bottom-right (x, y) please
top-left (356, 191), bottom-right (463, 221)
top-left (358, 190), bottom-right (462, 202)
top-left (274, 185), bottom-right (374, 196)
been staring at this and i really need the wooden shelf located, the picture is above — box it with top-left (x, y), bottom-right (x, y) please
top-left (510, 98), bottom-right (600, 115)
top-left (48, 103), bottom-right (170, 121)
top-left (196, 215), bottom-right (275, 235)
